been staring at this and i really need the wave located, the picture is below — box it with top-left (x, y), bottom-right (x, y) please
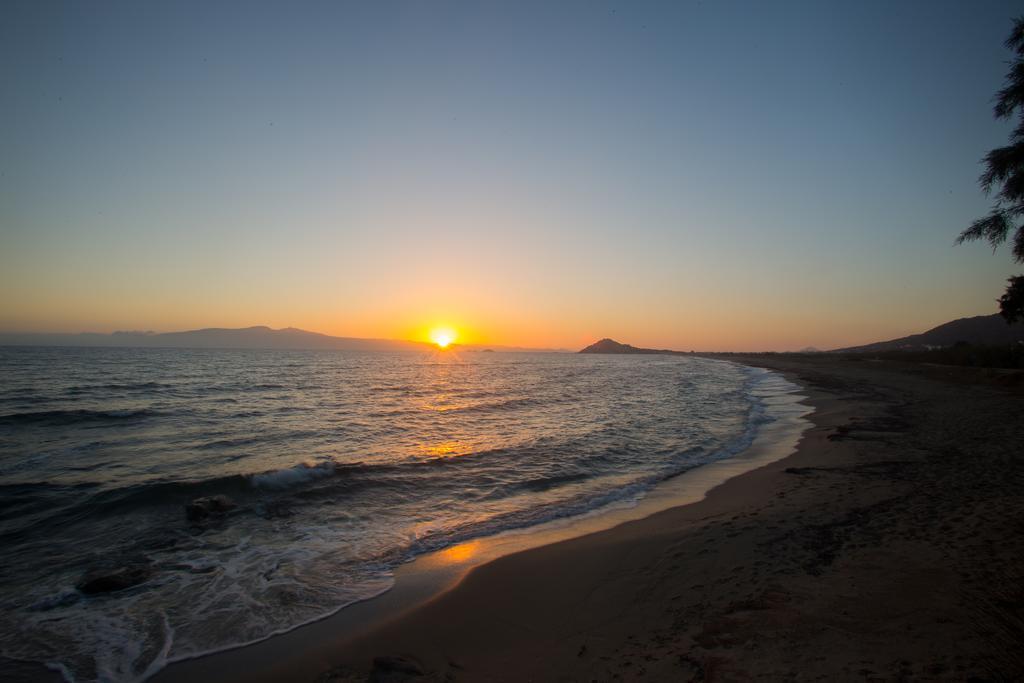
top-left (398, 375), bottom-right (782, 561)
top-left (65, 382), bottom-right (172, 394)
top-left (0, 408), bottom-right (159, 427)
top-left (370, 395), bottom-right (546, 417)
top-left (0, 394), bottom-right (53, 405)
top-left (192, 430), bottom-right (326, 450)
top-left (0, 417), bottom-right (720, 524)
top-left (0, 376), bottom-right (778, 544)
top-left (250, 461), bottom-right (337, 490)
top-left (0, 481), bottom-right (101, 515)
top-left (445, 395), bottom-right (542, 414)
top-left (0, 439), bottom-right (598, 534)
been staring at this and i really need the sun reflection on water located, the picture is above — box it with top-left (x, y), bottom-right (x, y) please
top-left (421, 440), bottom-right (466, 458)
top-left (438, 539), bottom-right (481, 564)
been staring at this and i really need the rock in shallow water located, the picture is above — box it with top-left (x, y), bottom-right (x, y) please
top-left (185, 494), bottom-right (236, 522)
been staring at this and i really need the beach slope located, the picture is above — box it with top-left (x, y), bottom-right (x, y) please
top-left (297, 355), bottom-right (1024, 681)
top-left (153, 355), bottom-right (1024, 682)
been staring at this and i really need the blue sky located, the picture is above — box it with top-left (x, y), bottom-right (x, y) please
top-left (1, 1), bottom-right (1021, 350)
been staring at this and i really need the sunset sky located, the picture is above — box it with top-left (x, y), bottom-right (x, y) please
top-left (2, 1), bottom-right (1022, 351)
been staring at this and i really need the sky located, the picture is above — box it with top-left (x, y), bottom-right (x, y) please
top-left (1, 0), bottom-right (1022, 351)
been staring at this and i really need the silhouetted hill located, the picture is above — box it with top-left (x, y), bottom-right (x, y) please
top-left (833, 315), bottom-right (1024, 353)
top-left (579, 338), bottom-right (680, 354)
top-left (0, 326), bottom-right (431, 352)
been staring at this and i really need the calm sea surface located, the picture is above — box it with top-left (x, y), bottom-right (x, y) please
top-left (0, 347), bottom-right (793, 681)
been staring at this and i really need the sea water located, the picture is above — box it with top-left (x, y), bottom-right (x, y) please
top-left (0, 346), bottom-right (791, 681)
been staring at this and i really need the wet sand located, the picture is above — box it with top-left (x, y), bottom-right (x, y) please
top-left (172, 355), bottom-right (1024, 681)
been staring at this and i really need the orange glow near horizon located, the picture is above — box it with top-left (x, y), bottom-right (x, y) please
top-left (3, 295), bottom-right (1003, 353)
top-left (428, 326), bottom-right (457, 349)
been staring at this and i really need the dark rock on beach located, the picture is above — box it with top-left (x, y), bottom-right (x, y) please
top-left (77, 565), bottom-right (154, 594)
top-left (371, 655), bottom-right (425, 679)
top-left (317, 656), bottom-right (428, 683)
top-left (186, 494), bottom-right (237, 522)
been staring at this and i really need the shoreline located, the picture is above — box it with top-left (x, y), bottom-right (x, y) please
top-left (153, 364), bottom-right (811, 683)
top-left (175, 354), bottom-right (1024, 681)
top-left (14, 355), bottom-right (1023, 681)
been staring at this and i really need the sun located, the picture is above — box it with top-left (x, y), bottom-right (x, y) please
top-left (429, 327), bottom-right (457, 349)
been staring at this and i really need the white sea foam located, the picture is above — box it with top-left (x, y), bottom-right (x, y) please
top-left (249, 460), bottom-right (336, 490)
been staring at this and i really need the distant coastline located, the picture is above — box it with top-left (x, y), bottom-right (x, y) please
top-left (3, 312), bottom-right (1020, 355)
top-left (579, 313), bottom-right (1024, 356)
top-left (0, 326), bottom-right (569, 353)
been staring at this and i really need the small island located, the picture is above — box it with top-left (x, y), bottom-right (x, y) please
top-left (578, 338), bottom-right (683, 354)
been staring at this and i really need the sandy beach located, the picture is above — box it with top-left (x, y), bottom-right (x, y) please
top-left (155, 354), bottom-right (1024, 682)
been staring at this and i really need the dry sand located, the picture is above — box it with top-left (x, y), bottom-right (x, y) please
top-left (295, 355), bottom-right (1024, 682)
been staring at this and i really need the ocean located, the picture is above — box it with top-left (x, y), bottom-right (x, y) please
top-left (0, 346), bottom-right (798, 681)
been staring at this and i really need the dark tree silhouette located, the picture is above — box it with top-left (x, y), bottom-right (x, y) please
top-left (959, 17), bottom-right (1024, 322)
top-left (998, 275), bottom-right (1024, 320)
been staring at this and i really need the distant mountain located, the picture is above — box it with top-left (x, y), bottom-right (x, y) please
top-left (833, 314), bottom-right (1024, 353)
top-left (0, 326), bottom-right (431, 352)
top-left (579, 338), bottom-right (682, 354)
